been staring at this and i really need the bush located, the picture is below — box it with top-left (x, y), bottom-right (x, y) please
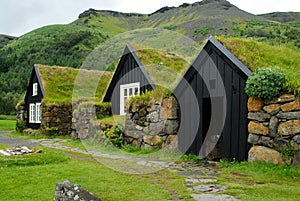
top-left (16, 120), bottom-right (27, 133)
top-left (245, 67), bottom-right (286, 100)
top-left (103, 124), bottom-right (124, 148)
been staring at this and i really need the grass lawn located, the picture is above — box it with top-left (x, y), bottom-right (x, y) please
top-left (0, 144), bottom-right (193, 201)
top-left (218, 160), bottom-right (300, 201)
top-left (0, 119), bottom-right (16, 131)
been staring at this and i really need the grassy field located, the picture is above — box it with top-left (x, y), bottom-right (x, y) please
top-left (218, 160), bottom-right (300, 201)
top-left (1, 133), bottom-right (300, 200)
top-left (0, 119), bottom-right (16, 131)
top-left (0, 145), bottom-right (192, 201)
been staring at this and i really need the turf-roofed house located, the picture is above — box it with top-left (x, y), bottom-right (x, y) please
top-left (22, 64), bottom-right (112, 135)
top-left (173, 36), bottom-right (252, 161)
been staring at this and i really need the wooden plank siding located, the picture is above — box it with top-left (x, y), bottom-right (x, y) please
top-left (173, 36), bottom-right (252, 161)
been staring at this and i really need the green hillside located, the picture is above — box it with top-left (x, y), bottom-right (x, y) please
top-left (0, 0), bottom-right (300, 114)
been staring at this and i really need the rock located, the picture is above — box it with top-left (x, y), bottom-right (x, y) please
top-left (248, 134), bottom-right (260, 144)
top-left (160, 97), bottom-right (178, 120)
top-left (277, 111), bottom-right (300, 120)
top-left (184, 177), bottom-right (218, 185)
top-left (162, 135), bottom-right (178, 151)
top-left (281, 101), bottom-right (300, 112)
top-left (263, 104), bottom-right (281, 115)
top-left (164, 120), bottom-right (179, 134)
top-left (248, 146), bottom-right (285, 165)
top-left (124, 129), bottom-right (145, 139)
top-left (248, 97), bottom-right (264, 112)
top-left (278, 120), bottom-right (300, 136)
top-left (146, 111), bottom-right (160, 123)
top-left (258, 136), bottom-right (273, 148)
top-left (149, 121), bottom-right (165, 135)
top-left (191, 194), bottom-right (240, 201)
top-left (54, 180), bottom-right (101, 201)
top-left (269, 116), bottom-right (279, 137)
top-left (143, 135), bottom-right (163, 146)
top-left (293, 151), bottom-right (300, 166)
top-left (247, 112), bottom-right (271, 122)
top-left (265, 94), bottom-right (295, 104)
top-left (189, 184), bottom-right (226, 193)
top-left (248, 121), bottom-right (269, 135)
top-left (293, 134), bottom-right (300, 144)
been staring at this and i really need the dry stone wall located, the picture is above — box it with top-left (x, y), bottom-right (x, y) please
top-left (124, 96), bottom-right (179, 150)
top-left (247, 94), bottom-right (300, 165)
top-left (71, 102), bottom-right (111, 140)
top-left (41, 103), bottom-right (73, 136)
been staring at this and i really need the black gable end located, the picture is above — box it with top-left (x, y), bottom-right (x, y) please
top-left (173, 36), bottom-right (252, 161)
top-left (103, 44), bottom-right (156, 115)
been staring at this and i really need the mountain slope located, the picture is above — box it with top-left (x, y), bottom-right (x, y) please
top-left (0, 0), bottom-right (300, 114)
top-left (260, 12), bottom-right (300, 23)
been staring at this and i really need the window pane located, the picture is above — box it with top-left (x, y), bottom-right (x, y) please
top-left (134, 87), bottom-right (139, 95)
top-left (124, 89), bottom-right (127, 96)
top-left (129, 88), bottom-right (133, 96)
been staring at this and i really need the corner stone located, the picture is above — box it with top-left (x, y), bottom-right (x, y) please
top-left (248, 97), bottom-right (264, 112)
top-left (248, 146), bottom-right (285, 165)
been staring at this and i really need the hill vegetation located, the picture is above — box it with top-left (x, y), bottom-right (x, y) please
top-left (0, 0), bottom-right (300, 114)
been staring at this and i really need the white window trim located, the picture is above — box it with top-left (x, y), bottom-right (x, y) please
top-left (36, 103), bottom-right (41, 123)
top-left (29, 103), bottom-right (42, 123)
top-left (120, 82), bottom-right (140, 115)
top-left (33, 83), bottom-right (38, 96)
top-left (29, 103), bottom-right (36, 123)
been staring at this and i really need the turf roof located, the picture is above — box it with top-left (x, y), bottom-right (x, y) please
top-left (35, 64), bottom-right (113, 103)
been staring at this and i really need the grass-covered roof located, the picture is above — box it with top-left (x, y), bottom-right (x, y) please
top-left (36, 64), bottom-right (113, 103)
top-left (217, 36), bottom-right (300, 95)
top-left (135, 48), bottom-right (190, 89)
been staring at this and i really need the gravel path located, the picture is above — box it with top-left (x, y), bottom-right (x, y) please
top-left (0, 131), bottom-right (40, 147)
top-left (0, 131), bottom-right (240, 201)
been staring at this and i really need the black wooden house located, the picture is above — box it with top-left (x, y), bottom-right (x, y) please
top-left (103, 44), bottom-right (156, 115)
top-left (173, 36), bottom-right (252, 161)
top-left (24, 64), bottom-right (44, 129)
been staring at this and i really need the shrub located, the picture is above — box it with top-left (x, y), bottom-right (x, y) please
top-left (16, 120), bottom-right (27, 133)
top-left (245, 67), bottom-right (286, 100)
top-left (103, 124), bottom-right (124, 148)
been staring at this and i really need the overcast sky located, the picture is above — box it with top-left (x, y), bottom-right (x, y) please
top-left (1, 0), bottom-right (300, 37)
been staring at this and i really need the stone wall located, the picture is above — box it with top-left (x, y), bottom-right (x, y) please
top-left (41, 103), bottom-right (73, 136)
top-left (54, 180), bottom-right (101, 201)
top-left (124, 96), bottom-right (179, 150)
top-left (247, 94), bottom-right (300, 165)
top-left (71, 102), bottom-right (111, 140)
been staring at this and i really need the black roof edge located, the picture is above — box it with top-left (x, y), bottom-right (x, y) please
top-left (208, 36), bottom-right (252, 77)
top-left (126, 44), bottom-right (156, 89)
top-left (34, 64), bottom-right (45, 97)
top-left (103, 44), bottom-right (156, 102)
top-left (24, 64), bottom-right (45, 103)
top-left (173, 36), bottom-right (252, 96)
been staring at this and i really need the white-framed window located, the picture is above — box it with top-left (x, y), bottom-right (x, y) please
top-left (120, 82), bottom-right (140, 115)
top-left (36, 103), bottom-right (41, 123)
top-left (29, 104), bottom-right (36, 123)
top-left (33, 83), bottom-right (38, 96)
top-left (29, 103), bottom-right (41, 123)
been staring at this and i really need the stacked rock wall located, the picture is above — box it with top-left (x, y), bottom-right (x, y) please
top-left (71, 102), bottom-right (111, 140)
top-left (124, 96), bottom-right (179, 150)
top-left (41, 103), bottom-right (73, 135)
top-left (247, 94), bottom-right (300, 165)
